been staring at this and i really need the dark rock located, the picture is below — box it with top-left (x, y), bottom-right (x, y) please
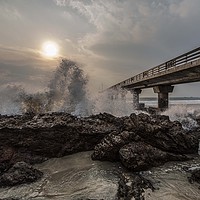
top-left (119, 142), bottom-right (189, 171)
top-left (117, 172), bottom-right (154, 200)
top-left (0, 198), bottom-right (20, 200)
top-left (92, 131), bottom-right (140, 161)
top-left (0, 112), bottom-right (199, 173)
top-left (0, 161), bottom-right (43, 187)
top-left (129, 113), bottom-right (199, 154)
top-left (77, 198), bottom-right (104, 200)
top-left (0, 113), bottom-right (118, 165)
top-left (188, 169), bottom-right (200, 184)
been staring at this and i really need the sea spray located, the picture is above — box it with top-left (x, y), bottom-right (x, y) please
top-left (91, 90), bottom-right (140, 117)
top-left (47, 59), bottom-right (91, 115)
top-left (0, 84), bottom-right (25, 115)
top-left (0, 59), bottom-right (92, 116)
top-left (0, 59), bottom-right (200, 121)
top-left (162, 105), bottom-right (199, 130)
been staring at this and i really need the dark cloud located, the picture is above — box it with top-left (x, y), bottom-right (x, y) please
top-left (0, 0), bottom-right (200, 96)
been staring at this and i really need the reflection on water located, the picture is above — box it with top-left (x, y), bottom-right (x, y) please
top-left (1, 153), bottom-right (200, 200)
top-left (140, 99), bottom-right (200, 107)
top-left (143, 156), bottom-right (200, 200)
top-left (0, 151), bottom-right (120, 200)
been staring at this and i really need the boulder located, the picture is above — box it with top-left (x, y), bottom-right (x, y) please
top-left (119, 142), bottom-right (188, 171)
top-left (188, 169), bottom-right (200, 184)
top-left (92, 131), bottom-right (140, 161)
top-left (0, 161), bottom-right (43, 187)
top-left (0, 113), bottom-right (119, 165)
top-left (0, 112), bottom-right (199, 173)
top-left (129, 113), bottom-right (199, 154)
top-left (0, 198), bottom-right (19, 200)
top-left (117, 172), bottom-right (154, 200)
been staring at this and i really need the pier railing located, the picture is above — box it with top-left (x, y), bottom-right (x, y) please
top-left (109, 47), bottom-right (200, 90)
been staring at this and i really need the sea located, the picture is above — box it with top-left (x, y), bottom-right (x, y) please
top-left (0, 98), bottom-right (200, 199)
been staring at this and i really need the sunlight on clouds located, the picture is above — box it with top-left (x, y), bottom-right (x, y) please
top-left (42, 41), bottom-right (59, 58)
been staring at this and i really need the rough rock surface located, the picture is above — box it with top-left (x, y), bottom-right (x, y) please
top-left (188, 169), bottom-right (200, 184)
top-left (0, 161), bottom-right (43, 187)
top-left (0, 198), bottom-right (20, 200)
top-left (0, 112), bottom-right (119, 165)
top-left (92, 113), bottom-right (200, 170)
top-left (0, 112), bottom-right (199, 174)
top-left (117, 172), bottom-right (154, 200)
top-left (91, 131), bottom-right (140, 161)
top-left (119, 142), bottom-right (188, 171)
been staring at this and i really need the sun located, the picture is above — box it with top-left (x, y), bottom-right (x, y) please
top-left (42, 41), bottom-right (59, 58)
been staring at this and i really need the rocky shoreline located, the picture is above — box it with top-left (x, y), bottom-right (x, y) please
top-left (0, 112), bottom-right (200, 199)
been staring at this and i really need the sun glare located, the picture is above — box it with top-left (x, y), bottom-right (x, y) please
top-left (42, 41), bottom-right (59, 58)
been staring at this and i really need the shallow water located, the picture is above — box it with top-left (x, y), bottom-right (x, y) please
top-left (1, 152), bottom-right (200, 200)
top-left (0, 151), bottom-right (120, 200)
top-left (143, 156), bottom-right (200, 200)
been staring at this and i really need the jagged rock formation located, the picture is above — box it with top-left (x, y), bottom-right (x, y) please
top-left (0, 112), bottom-right (199, 187)
top-left (119, 142), bottom-right (188, 171)
top-left (117, 172), bottom-right (154, 200)
top-left (188, 169), bottom-right (200, 184)
top-left (0, 112), bottom-right (118, 166)
top-left (0, 161), bottom-right (42, 187)
top-left (92, 113), bottom-right (199, 171)
top-left (0, 198), bottom-right (20, 200)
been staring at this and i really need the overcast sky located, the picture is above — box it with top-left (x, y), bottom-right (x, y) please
top-left (1, 0), bottom-right (200, 96)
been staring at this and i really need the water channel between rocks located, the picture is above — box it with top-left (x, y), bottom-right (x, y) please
top-left (0, 151), bottom-right (200, 200)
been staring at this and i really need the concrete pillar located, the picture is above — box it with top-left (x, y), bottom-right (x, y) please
top-left (153, 85), bottom-right (174, 110)
top-left (130, 89), bottom-right (142, 110)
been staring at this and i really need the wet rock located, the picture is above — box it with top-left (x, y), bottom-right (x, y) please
top-left (119, 142), bottom-right (189, 171)
top-left (188, 169), bottom-right (200, 184)
top-left (0, 198), bottom-right (20, 200)
top-left (76, 199), bottom-right (104, 200)
top-left (129, 113), bottom-right (199, 154)
top-left (117, 172), bottom-right (154, 200)
top-left (92, 131), bottom-right (140, 161)
top-left (0, 112), bottom-right (199, 173)
top-left (0, 161), bottom-right (43, 187)
top-left (0, 113), bottom-right (118, 165)
top-left (92, 112), bottom-right (197, 170)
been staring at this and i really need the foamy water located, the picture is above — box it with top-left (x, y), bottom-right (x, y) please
top-left (1, 152), bottom-right (200, 200)
top-left (0, 152), bottom-right (120, 200)
top-left (143, 156), bottom-right (200, 200)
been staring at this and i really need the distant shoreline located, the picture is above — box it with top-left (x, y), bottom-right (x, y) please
top-left (140, 97), bottom-right (200, 101)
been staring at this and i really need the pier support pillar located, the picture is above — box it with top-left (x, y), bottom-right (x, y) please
top-left (153, 85), bottom-right (174, 110)
top-left (130, 89), bottom-right (142, 110)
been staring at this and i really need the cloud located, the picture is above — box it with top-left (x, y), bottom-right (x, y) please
top-left (169, 0), bottom-right (200, 18)
top-left (54, 0), bottom-right (200, 94)
top-left (0, 0), bottom-right (199, 96)
top-left (0, 2), bottom-right (22, 20)
top-left (74, 2), bottom-right (199, 61)
top-left (0, 44), bottom-right (58, 93)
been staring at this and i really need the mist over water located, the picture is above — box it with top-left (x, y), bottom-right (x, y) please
top-left (0, 85), bottom-right (25, 115)
top-left (162, 105), bottom-right (200, 130)
top-left (0, 58), bottom-right (200, 130)
top-left (47, 59), bottom-right (92, 116)
top-left (1, 60), bottom-right (200, 200)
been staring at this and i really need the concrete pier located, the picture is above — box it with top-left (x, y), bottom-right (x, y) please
top-left (153, 85), bottom-right (174, 110)
top-left (106, 47), bottom-right (200, 110)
